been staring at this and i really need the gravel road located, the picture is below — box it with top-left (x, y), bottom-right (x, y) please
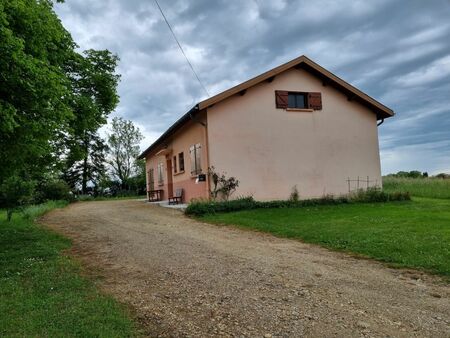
top-left (40, 200), bottom-right (449, 337)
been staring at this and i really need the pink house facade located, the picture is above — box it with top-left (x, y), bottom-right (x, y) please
top-left (139, 55), bottom-right (394, 202)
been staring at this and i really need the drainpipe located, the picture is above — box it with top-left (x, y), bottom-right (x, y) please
top-left (377, 118), bottom-right (384, 127)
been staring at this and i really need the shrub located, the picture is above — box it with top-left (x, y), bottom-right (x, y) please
top-left (36, 179), bottom-right (72, 202)
top-left (289, 185), bottom-right (299, 202)
top-left (185, 189), bottom-right (410, 217)
top-left (0, 176), bottom-right (36, 221)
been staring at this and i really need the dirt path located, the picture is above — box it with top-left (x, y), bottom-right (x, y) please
top-left (40, 200), bottom-right (449, 337)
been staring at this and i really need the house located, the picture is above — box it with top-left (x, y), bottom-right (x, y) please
top-left (138, 55), bottom-right (394, 202)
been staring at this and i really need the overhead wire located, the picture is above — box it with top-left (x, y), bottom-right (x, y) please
top-left (154, 0), bottom-right (210, 97)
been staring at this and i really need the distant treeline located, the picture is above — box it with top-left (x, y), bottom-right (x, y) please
top-left (384, 171), bottom-right (449, 179)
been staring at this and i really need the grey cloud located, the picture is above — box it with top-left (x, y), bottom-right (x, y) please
top-left (55, 0), bottom-right (450, 174)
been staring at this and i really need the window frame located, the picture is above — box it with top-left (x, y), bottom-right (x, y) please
top-left (173, 155), bottom-right (177, 174)
top-left (288, 92), bottom-right (308, 109)
top-left (178, 152), bottom-right (185, 172)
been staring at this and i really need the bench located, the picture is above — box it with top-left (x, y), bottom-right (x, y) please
top-left (168, 188), bottom-right (183, 205)
top-left (148, 189), bottom-right (163, 202)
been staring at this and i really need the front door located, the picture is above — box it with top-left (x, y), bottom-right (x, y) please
top-left (166, 158), bottom-right (174, 198)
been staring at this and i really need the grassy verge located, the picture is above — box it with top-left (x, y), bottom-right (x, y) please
top-left (200, 197), bottom-right (450, 277)
top-left (383, 176), bottom-right (450, 199)
top-left (0, 201), bottom-right (139, 337)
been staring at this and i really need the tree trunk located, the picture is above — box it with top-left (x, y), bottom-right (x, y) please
top-left (7, 209), bottom-right (13, 222)
top-left (82, 139), bottom-right (89, 194)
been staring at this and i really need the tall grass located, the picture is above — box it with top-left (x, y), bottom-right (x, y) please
top-left (383, 177), bottom-right (450, 199)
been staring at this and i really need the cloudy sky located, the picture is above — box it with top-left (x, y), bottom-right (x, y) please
top-left (55, 0), bottom-right (450, 175)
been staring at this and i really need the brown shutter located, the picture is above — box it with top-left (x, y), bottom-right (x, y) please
top-left (275, 90), bottom-right (288, 109)
top-left (308, 92), bottom-right (322, 110)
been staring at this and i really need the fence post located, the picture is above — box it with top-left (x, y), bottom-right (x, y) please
top-left (357, 176), bottom-right (360, 190)
top-left (347, 177), bottom-right (350, 193)
top-left (367, 176), bottom-right (369, 189)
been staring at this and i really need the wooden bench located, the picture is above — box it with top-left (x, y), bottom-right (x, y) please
top-left (168, 188), bottom-right (183, 205)
top-left (148, 189), bottom-right (163, 202)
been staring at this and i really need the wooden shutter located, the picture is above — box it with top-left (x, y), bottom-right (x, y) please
top-left (308, 92), bottom-right (322, 110)
top-left (189, 145), bottom-right (195, 174)
top-left (195, 144), bottom-right (201, 173)
top-left (275, 90), bottom-right (288, 109)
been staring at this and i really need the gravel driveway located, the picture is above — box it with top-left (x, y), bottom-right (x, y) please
top-left (40, 200), bottom-right (449, 337)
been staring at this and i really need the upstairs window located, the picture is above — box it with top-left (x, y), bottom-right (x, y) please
top-left (275, 90), bottom-right (322, 110)
top-left (178, 152), bottom-right (185, 172)
top-left (189, 144), bottom-right (202, 175)
top-left (288, 92), bottom-right (306, 108)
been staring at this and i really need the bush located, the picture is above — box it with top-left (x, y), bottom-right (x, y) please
top-left (0, 176), bottom-right (36, 221)
top-left (185, 189), bottom-right (410, 217)
top-left (36, 179), bottom-right (72, 202)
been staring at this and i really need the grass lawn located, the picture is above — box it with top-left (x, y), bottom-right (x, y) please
top-left (200, 197), bottom-right (450, 277)
top-left (0, 201), bottom-right (139, 337)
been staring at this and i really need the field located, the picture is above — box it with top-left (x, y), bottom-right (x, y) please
top-left (200, 178), bottom-right (450, 277)
top-left (383, 176), bottom-right (450, 199)
top-left (0, 202), bottom-right (139, 337)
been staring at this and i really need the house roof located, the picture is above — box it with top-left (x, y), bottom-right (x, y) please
top-left (139, 55), bottom-right (394, 159)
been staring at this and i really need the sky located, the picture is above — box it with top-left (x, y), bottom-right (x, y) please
top-left (54, 0), bottom-right (450, 175)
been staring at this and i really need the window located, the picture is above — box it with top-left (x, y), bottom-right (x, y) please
top-left (275, 91), bottom-right (322, 110)
top-left (173, 155), bottom-right (177, 174)
top-left (157, 162), bottom-right (164, 185)
top-left (178, 152), bottom-right (185, 172)
top-left (189, 144), bottom-right (202, 175)
top-left (288, 92), bottom-right (306, 108)
top-left (148, 169), bottom-right (154, 191)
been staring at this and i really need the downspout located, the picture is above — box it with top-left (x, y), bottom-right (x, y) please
top-left (189, 105), bottom-right (211, 199)
top-left (377, 118), bottom-right (384, 127)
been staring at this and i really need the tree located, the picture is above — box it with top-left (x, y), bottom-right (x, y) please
top-left (63, 50), bottom-right (120, 194)
top-left (62, 132), bottom-right (108, 193)
top-left (107, 117), bottom-right (144, 188)
top-left (0, 0), bottom-right (75, 183)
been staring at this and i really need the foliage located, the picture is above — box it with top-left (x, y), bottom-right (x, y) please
top-left (185, 188), bottom-right (410, 217)
top-left (0, 175), bottom-right (35, 221)
top-left (201, 197), bottom-right (450, 277)
top-left (0, 201), bottom-right (139, 336)
top-left (383, 176), bottom-right (450, 199)
top-left (386, 170), bottom-right (432, 179)
top-left (0, 0), bottom-right (74, 182)
top-left (62, 131), bottom-right (108, 193)
top-left (289, 185), bottom-right (299, 202)
top-left (107, 117), bottom-right (144, 188)
top-left (208, 166), bottom-right (240, 200)
top-left (35, 179), bottom-right (72, 203)
top-left (63, 49), bottom-right (120, 193)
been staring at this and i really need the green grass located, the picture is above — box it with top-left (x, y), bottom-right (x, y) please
top-left (200, 197), bottom-right (450, 277)
top-left (383, 176), bottom-right (450, 199)
top-left (0, 201), bottom-right (139, 337)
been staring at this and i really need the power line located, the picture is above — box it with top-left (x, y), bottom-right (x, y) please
top-left (154, 0), bottom-right (210, 97)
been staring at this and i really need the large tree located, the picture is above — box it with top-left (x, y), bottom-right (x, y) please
top-left (63, 50), bottom-right (120, 193)
top-left (107, 117), bottom-right (143, 188)
top-left (0, 0), bottom-right (74, 183)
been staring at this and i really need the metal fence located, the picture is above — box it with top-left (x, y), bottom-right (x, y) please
top-left (346, 176), bottom-right (380, 193)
